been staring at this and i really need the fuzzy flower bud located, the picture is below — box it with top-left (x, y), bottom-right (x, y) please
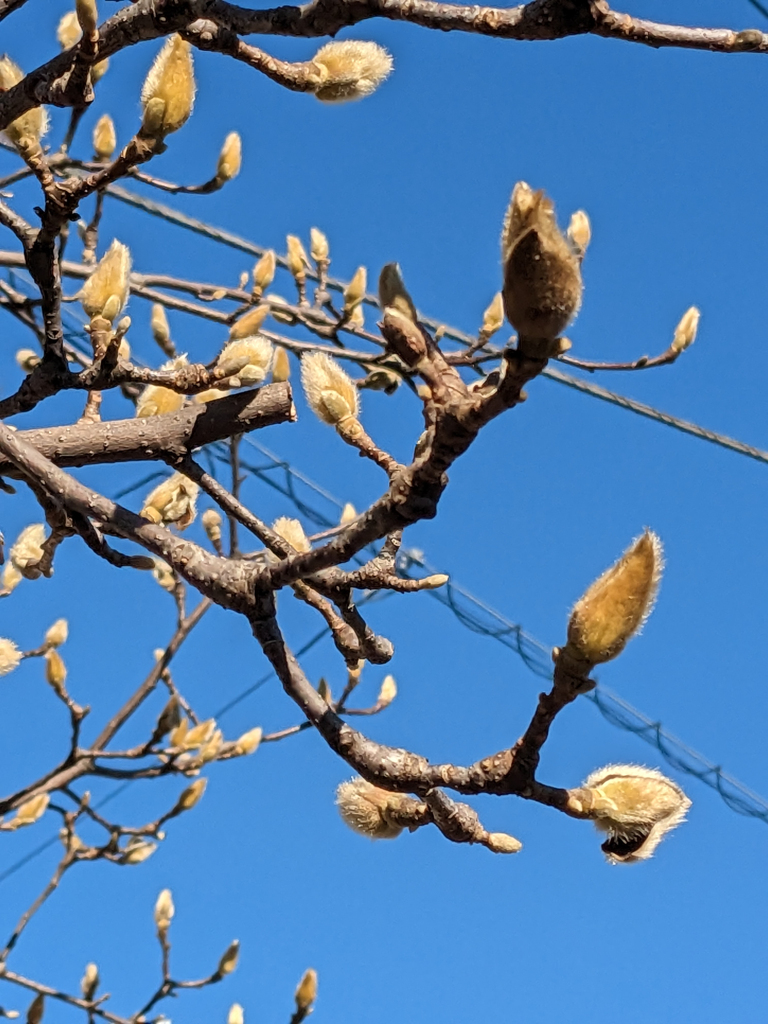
top-left (294, 969), bottom-right (317, 1012)
top-left (0, 638), bottom-right (22, 676)
top-left (272, 346), bottom-right (290, 383)
top-left (141, 35), bottom-right (195, 138)
top-left (141, 472), bottom-right (198, 530)
top-left (272, 517), bottom-right (310, 554)
top-left (217, 940), bottom-right (240, 977)
top-left (45, 649), bottom-right (67, 696)
top-left (310, 227), bottom-right (330, 263)
top-left (376, 674), bottom-right (397, 708)
top-left (216, 335), bottom-right (273, 385)
top-left (301, 351), bottom-right (359, 425)
top-left (234, 726), bottom-right (262, 756)
top-left (343, 266), bottom-right (367, 314)
top-left (216, 131), bottom-right (241, 183)
top-left (229, 305), bottom-right (269, 341)
top-left (10, 524), bottom-right (45, 573)
top-left (183, 719), bottom-right (216, 749)
top-left (671, 306), bottom-right (700, 354)
top-left (202, 509), bottom-right (222, 546)
top-left (92, 114), bottom-right (116, 160)
top-left (335, 777), bottom-right (420, 839)
top-left (80, 963), bottom-right (99, 1001)
top-left (173, 778), bottom-right (207, 812)
top-left (79, 240), bottom-right (131, 321)
top-left (12, 793), bottom-right (49, 828)
top-left (15, 348), bottom-right (40, 373)
top-left (135, 356), bottom-right (187, 418)
top-left (501, 182), bottom-right (582, 350)
top-left (121, 838), bottom-right (157, 865)
top-left (567, 209), bottom-right (591, 257)
top-left (154, 888), bottom-right (175, 932)
top-left (76, 0), bottom-right (98, 37)
top-left (286, 235), bottom-right (309, 282)
top-left (152, 560), bottom-right (176, 593)
top-left (252, 251), bottom-right (276, 295)
top-left (0, 57), bottom-right (48, 154)
top-left (2, 562), bottom-right (22, 594)
top-left (582, 764), bottom-right (691, 863)
top-left (44, 619), bottom-right (68, 648)
top-left (57, 11), bottom-right (81, 49)
top-left (565, 530), bottom-right (662, 666)
top-left (379, 262), bottom-right (418, 323)
top-left (309, 40), bottom-right (393, 103)
top-left (150, 303), bottom-right (173, 353)
top-left (480, 293), bottom-right (504, 338)
top-left (485, 832), bottom-right (523, 854)
top-left (228, 1005), bottom-right (244, 1024)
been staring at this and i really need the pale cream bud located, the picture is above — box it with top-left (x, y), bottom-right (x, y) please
top-left (169, 719), bottom-right (189, 748)
top-left (0, 638), bottom-right (22, 676)
top-left (294, 969), bottom-right (317, 1011)
top-left (376, 674), bottom-right (397, 708)
top-left (228, 1004), bottom-right (244, 1024)
top-left (173, 778), bottom-right (207, 812)
top-left (272, 346), bottom-right (290, 382)
top-left (150, 303), bottom-right (171, 347)
top-left (12, 793), bottom-right (49, 828)
top-left (2, 562), bottom-right (22, 594)
top-left (199, 729), bottom-right (223, 763)
top-left (266, 294), bottom-right (295, 325)
top-left (141, 35), bottom-right (195, 138)
top-left (501, 182), bottom-right (582, 347)
top-left (154, 888), bottom-right (175, 931)
top-left (182, 718), bottom-right (216, 749)
top-left (152, 559), bottom-right (176, 593)
top-left (485, 832), bottom-right (523, 854)
top-left (216, 131), bottom-right (241, 183)
top-left (10, 523), bottom-right (45, 572)
top-left (229, 305), bottom-right (269, 341)
top-left (44, 649), bottom-right (67, 695)
top-left (336, 778), bottom-right (407, 839)
top-left (121, 838), bottom-right (157, 865)
top-left (234, 726), bottom-right (262, 756)
top-left (26, 994), bottom-right (44, 1024)
top-left (417, 573), bottom-right (449, 590)
top-left (253, 251), bottom-right (276, 293)
top-left (92, 113), bottom-right (116, 160)
top-left (310, 227), bottom-right (329, 263)
top-left (15, 348), bottom-right (40, 373)
top-left (286, 235), bottom-right (309, 281)
top-left (378, 263), bottom-right (417, 323)
top-left (57, 11), bottom-right (81, 49)
top-left (136, 355), bottom-right (188, 417)
top-left (567, 209), bottom-right (591, 256)
top-left (565, 530), bottom-right (663, 666)
top-left (343, 266), bottom-right (367, 314)
top-left (79, 240), bottom-right (131, 320)
top-left (80, 963), bottom-right (99, 1001)
top-left (0, 57), bottom-right (48, 152)
top-left (339, 502), bottom-right (356, 525)
top-left (141, 472), bottom-right (198, 530)
top-left (309, 40), bottom-right (393, 103)
top-left (347, 303), bottom-right (365, 331)
top-left (217, 940), bottom-right (240, 976)
top-left (301, 351), bottom-right (359, 425)
top-left (583, 764), bottom-right (691, 863)
top-left (202, 508), bottom-right (222, 545)
top-left (671, 306), bottom-right (700, 354)
top-left (272, 516), bottom-right (311, 554)
top-left (75, 0), bottom-right (98, 36)
top-left (44, 619), bottom-right (68, 648)
top-left (216, 336), bottom-right (273, 385)
top-left (480, 292), bottom-right (504, 338)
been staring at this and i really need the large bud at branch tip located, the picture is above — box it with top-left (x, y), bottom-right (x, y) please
top-left (0, 56), bottom-right (48, 155)
top-left (309, 40), bottom-right (393, 103)
top-left (301, 351), bottom-right (359, 425)
top-left (335, 777), bottom-right (425, 839)
top-left (79, 239), bottom-right (131, 321)
top-left (501, 182), bottom-right (582, 354)
top-left (141, 35), bottom-right (195, 139)
top-left (564, 530), bottom-right (662, 667)
top-left (582, 764), bottom-right (691, 863)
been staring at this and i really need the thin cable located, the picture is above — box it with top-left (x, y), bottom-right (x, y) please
top-left (745, 0), bottom-right (768, 20)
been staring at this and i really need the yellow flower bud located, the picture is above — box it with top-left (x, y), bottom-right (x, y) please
top-left (151, 559), bottom-right (176, 593)
top-left (253, 251), bottom-right (276, 293)
top-left (13, 793), bottom-right (49, 827)
top-left (79, 240), bottom-right (131, 321)
top-left (92, 113), bottom-right (116, 160)
top-left (0, 638), bottom-right (22, 676)
top-left (75, 0), bottom-right (98, 36)
top-left (173, 777), bottom-right (207, 812)
top-left (378, 262), bottom-right (417, 323)
top-left (567, 209), bottom-right (591, 256)
top-left (202, 508), bottom-right (222, 545)
top-left (272, 345), bottom-right (290, 383)
top-left (216, 131), bottom-right (241, 183)
top-left (376, 674), bottom-right (397, 708)
top-left (154, 888), bottom-right (175, 932)
top-left (15, 348), bottom-right (40, 373)
top-left (300, 352), bottom-right (359, 425)
top-left (140, 471), bottom-right (198, 530)
top-left (80, 962), bottom-right (99, 1001)
top-left (121, 839), bottom-right (157, 865)
top-left (216, 335), bottom-right (273, 384)
top-left (0, 57), bottom-right (48, 153)
top-left (44, 619), bottom-right (68, 648)
top-left (2, 562), bottom-right (22, 594)
top-left (485, 832), bottom-right (523, 854)
top-left (229, 305), bottom-right (269, 341)
top-left (309, 40), bottom-right (392, 103)
top-left (294, 969), bottom-right (317, 1012)
top-left (150, 303), bottom-right (171, 347)
top-left (228, 1004), bottom-right (244, 1024)
top-left (57, 11), bottom-right (81, 49)
top-left (10, 523), bottom-right (45, 573)
top-left (339, 502), bottom-right (356, 525)
top-left (272, 517), bottom-right (310, 554)
top-left (480, 292), bottom-right (504, 338)
top-left (343, 266), bottom-right (367, 314)
top-left (335, 778), bottom-right (408, 839)
top-left (141, 35), bottom-right (195, 138)
top-left (217, 940), bottom-right (240, 976)
top-left (310, 227), bottom-right (329, 263)
top-left (671, 306), bottom-right (700, 354)
top-left (583, 764), bottom-right (690, 863)
top-left (44, 649), bottom-right (67, 695)
top-left (565, 530), bottom-right (663, 665)
top-left (234, 726), bottom-right (262, 756)
top-left (286, 235), bottom-right (309, 281)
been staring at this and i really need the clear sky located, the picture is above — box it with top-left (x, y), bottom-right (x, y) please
top-left (1, 1), bottom-right (768, 1021)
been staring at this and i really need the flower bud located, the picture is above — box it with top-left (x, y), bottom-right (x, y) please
top-left (216, 131), bottom-right (241, 183)
top-left (173, 778), bottom-right (207, 812)
top-left (0, 638), bottom-right (22, 676)
top-left (286, 235), bottom-right (309, 281)
top-left (57, 11), bottom-right (81, 49)
top-left (335, 778), bottom-right (417, 839)
top-left (343, 266), bottom-right (367, 314)
top-left (501, 182), bottom-right (582, 346)
top-left (44, 649), bottom-right (67, 696)
top-left (75, 0), bottom-right (98, 37)
top-left (80, 962), bottom-right (99, 1001)
top-left (272, 346), bottom-right (290, 382)
top-left (567, 209), bottom-right (591, 257)
top-left (15, 348), bottom-right (40, 373)
top-left (26, 994), bottom-right (44, 1024)
top-left (376, 674), bottom-right (397, 708)
top-left (565, 530), bottom-right (663, 666)
top-left (582, 764), bottom-right (691, 863)
top-left (339, 502), bottom-right (356, 525)
top-left (217, 940), bottom-right (240, 976)
top-left (79, 240), bottom-right (131, 321)
top-left (310, 227), bottom-right (329, 263)
top-left (183, 719), bottom-right (216, 749)
top-left (272, 517), bottom-right (311, 554)
top-left (228, 1005), bottom-right (244, 1024)
top-left (121, 838), bottom-right (157, 865)
top-left (2, 563), bottom-right (22, 594)
top-left (141, 35), bottom-right (195, 138)
top-left (671, 306), bottom-right (700, 354)
top-left (136, 355), bottom-right (189, 416)
top-left (480, 292), bottom-right (504, 338)
top-left (91, 113), bottom-right (116, 161)
top-left (294, 969), bottom-right (317, 1012)
top-left (202, 509), bottom-right (222, 545)
top-left (485, 832), bottom-right (523, 854)
top-left (10, 523), bottom-right (45, 573)
top-left (253, 251), bottom-right (276, 294)
top-left (301, 352), bottom-right (359, 425)
top-left (141, 472), bottom-right (198, 530)
top-left (152, 559), bottom-right (176, 593)
top-left (216, 335), bottom-right (273, 385)
top-left (154, 888), bottom-right (175, 932)
top-left (0, 57), bottom-right (48, 154)
top-left (150, 303), bottom-right (172, 351)
top-left (44, 618), bottom-right (68, 648)
top-left (309, 40), bottom-right (392, 103)
top-left (229, 305), bottom-right (269, 341)
top-left (378, 262), bottom-right (417, 323)
top-left (13, 793), bottom-right (49, 828)
top-left (234, 726), bottom-right (262, 756)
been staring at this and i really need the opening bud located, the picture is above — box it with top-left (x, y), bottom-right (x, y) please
top-left (141, 35), bottom-right (195, 138)
top-left (309, 40), bottom-right (393, 103)
top-left (300, 352), bottom-right (359, 425)
top-left (0, 638), bottom-right (22, 676)
top-left (310, 227), bottom-right (330, 263)
top-left (343, 266), bottom-right (367, 314)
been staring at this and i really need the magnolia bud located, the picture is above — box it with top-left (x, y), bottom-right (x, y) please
top-left (339, 502), bottom-right (356, 525)
top-left (310, 227), bottom-right (329, 263)
top-left (13, 793), bottom-right (49, 827)
top-left (15, 348), bottom-right (40, 373)
top-left (141, 35), bottom-right (195, 138)
top-left (378, 262), bottom-right (418, 323)
top-left (75, 0), bottom-right (98, 37)
top-left (217, 940), bottom-right (240, 976)
top-left (45, 649), bottom-right (67, 696)
top-left (272, 346), bottom-right (290, 382)
top-left (202, 508), bottom-right (222, 545)
top-left (93, 114), bottom-right (116, 160)
top-left (300, 352), bottom-right (359, 425)
top-left (294, 969), bottom-right (317, 1012)
top-left (228, 1005), bottom-right (244, 1024)
top-left (80, 963), bottom-right (99, 1001)
top-left (343, 266), bottom-right (366, 314)
top-left (671, 306), bottom-right (700, 354)
top-left (0, 638), bottom-right (22, 676)
top-left (234, 727), bottom-right (262, 756)
top-left (216, 132), bottom-right (242, 183)
top-left (480, 293), bottom-right (504, 338)
top-left (44, 618), bottom-right (68, 648)
top-left (309, 40), bottom-right (392, 103)
top-left (154, 888), bottom-right (175, 932)
top-left (26, 994), bottom-right (44, 1024)
top-left (286, 235), bottom-right (309, 281)
top-left (253, 251), bottom-right (276, 294)
top-left (376, 674), bottom-right (397, 708)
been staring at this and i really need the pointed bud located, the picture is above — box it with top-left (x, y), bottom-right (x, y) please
top-left (13, 793), bottom-right (49, 828)
top-left (183, 718), bottom-right (216, 749)
top-left (150, 303), bottom-right (172, 351)
top-left (295, 969), bottom-right (317, 1012)
top-left (378, 263), bottom-right (417, 323)
top-left (10, 523), bottom-right (45, 573)
top-left (301, 352), bottom-right (359, 425)
top-left (216, 132), bottom-right (241, 183)
top-left (286, 235), bottom-right (309, 281)
top-left (0, 57), bottom-right (48, 153)
top-left (80, 962), bottom-right (99, 1001)
top-left (567, 209), bottom-right (591, 256)
top-left (485, 832), bottom-right (523, 854)
top-left (202, 509), bottom-right (223, 546)
top-left (228, 1005), bottom-right (244, 1024)
top-left (79, 240), bottom-right (131, 320)
top-left (377, 674), bottom-right (397, 708)
top-left (141, 35), bottom-right (195, 138)
top-left (310, 227), bottom-right (330, 263)
top-left (92, 114), bottom-right (116, 160)
top-left (480, 293), bottom-right (504, 338)
top-left (0, 638), bottom-right (22, 676)
top-left (217, 940), bottom-right (240, 976)
top-left (121, 839), bottom-right (157, 865)
top-left (253, 251), bottom-right (276, 294)
top-left (343, 267), bottom-right (367, 314)
top-left (141, 472), bottom-right (198, 530)
top-left (44, 619), bottom-right (68, 648)
top-left (339, 502), bottom-right (356, 525)
top-left (309, 40), bottom-right (392, 103)
top-left (57, 12), bottom-right (81, 49)
top-left (671, 306), bottom-right (700, 354)
top-left (501, 182), bottom-right (582, 346)
top-left (317, 677), bottom-right (331, 704)
top-left (229, 305), bottom-right (269, 341)
top-left (417, 573), bottom-right (449, 590)
top-left (45, 649), bottom-right (67, 696)
top-left (234, 726), bottom-right (262, 756)
top-left (26, 995), bottom-right (44, 1024)
top-left (75, 0), bottom-right (98, 37)
top-left (169, 718), bottom-right (189, 748)
top-left (154, 888), bottom-right (175, 932)
top-left (15, 348), bottom-right (40, 373)
top-left (272, 346), bottom-right (290, 383)
top-left (583, 764), bottom-right (691, 863)
top-left (154, 695), bottom-right (181, 738)
top-left (565, 530), bottom-right (663, 666)
top-left (173, 778), bottom-right (207, 813)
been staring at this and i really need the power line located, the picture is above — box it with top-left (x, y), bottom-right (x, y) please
top-left (745, 0), bottom-right (768, 21)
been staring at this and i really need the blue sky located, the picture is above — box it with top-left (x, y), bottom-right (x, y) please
top-left (1, 1), bottom-right (768, 1021)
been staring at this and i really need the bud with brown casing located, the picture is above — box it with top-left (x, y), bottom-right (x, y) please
top-left (335, 777), bottom-right (428, 839)
top-left (378, 262), bottom-right (418, 323)
top-left (295, 969), bottom-right (318, 1012)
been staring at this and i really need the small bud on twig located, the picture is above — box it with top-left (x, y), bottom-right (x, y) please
top-left (80, 963), bottom-right (99, 1001)
top-left (310, 228), bottom-right (330, 263)
top-left (79, 240), bottom-right (131, 322)
top-left (44, 619), bottom-right (68, 648)
top-left (215, 132), bottom-right (242, 184)
top-left (75, 0), bottom-right (98, 37)
top-left (15, 349), bottom-right (40, 373)
top-left (11, 793), bottom-right (49, 829)
top-left (217, 940), bottom-right (240, 977)
top-left (228, 1006), bottom-right (244, 1024)
top-left (234, 727), bottom-right (262, 756)
top-left (567, 209), bottom-right (591, 257)
top-left (343, 267), bottom-right (366, 315)
top-left (294, 969), bottom-right (318, 1012)
top-left (252, 251), bottom-right (276, 297)
top-left (44, 649), bottom-right (67, 696)
top-left (272, 517), bottom-right (311, 554)
top-left (376, 674), bottom-right (397, 708)
top-left (670, 306), bottom-right (700, 355)
top-left (479, 293), bottom-right (504, 339)
top-left (25, 995), bottom-right (44, 1024)
top-left (202, 509), bottom-right (223, 546)
top-left (272, 346), bottom-right (291, 382)
top-left (0, 638), bottom-right (22, 676)
top-left (172, 778), bottom-right (207, 813)
top-left (93, 114), bottom-right (116, 160)
top-left (154, 888), bottom-right (175, 932)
